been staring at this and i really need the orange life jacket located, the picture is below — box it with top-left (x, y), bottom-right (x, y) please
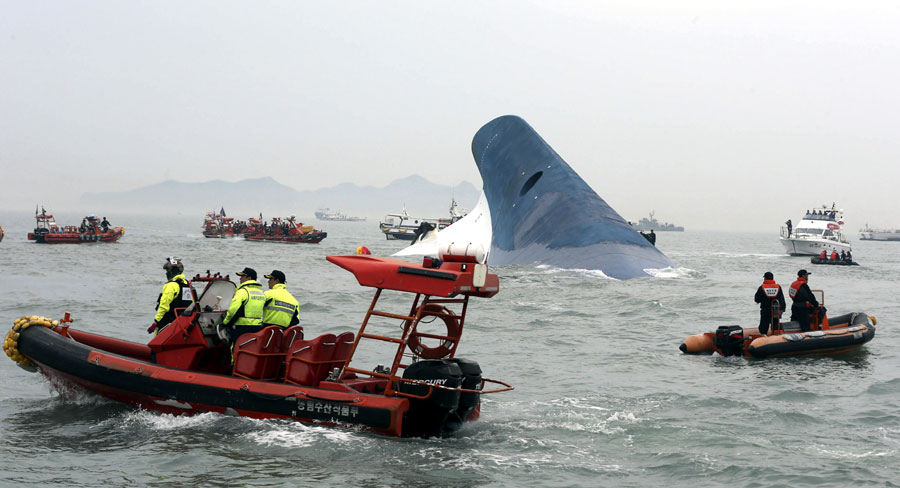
top-left (831, 251), bottom-right (838, 260)
top-left (789, 277), bottom-right (807, 299)
top-left (819, 250), bottom-right (826, 259)
top-left (761, 280), bottom-right (781, 298)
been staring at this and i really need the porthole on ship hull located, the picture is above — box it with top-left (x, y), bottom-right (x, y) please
top-left (519, 171), bottom-right (543, 197)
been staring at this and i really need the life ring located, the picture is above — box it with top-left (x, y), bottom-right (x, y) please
top-left (406, 304), bottom-right (461, 359)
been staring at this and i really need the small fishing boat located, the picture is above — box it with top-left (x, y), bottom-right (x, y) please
top-left (202, 208), bottom-right (240, 238)
top-left (26, 207), bottom-right (124, 244)
top-left (244, 216), bottom-right (327, 243)
top-left (5, 247), bottom-right (511, 437)
top-left (680, 292), bottom-right (875, 358)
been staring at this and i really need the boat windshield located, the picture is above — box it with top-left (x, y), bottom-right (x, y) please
top-left (795, 228), bottom-right (824, 235)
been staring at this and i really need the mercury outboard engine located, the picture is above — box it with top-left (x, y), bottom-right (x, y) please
top-left (400, 359), bottom-right (463, 437)
top-left (443, 358), bottom-right (482, 432)
top-left (714, 325), bottom-right (744, 357)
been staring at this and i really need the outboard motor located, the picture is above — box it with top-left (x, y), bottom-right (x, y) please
top-left (444, 358), bottom-right (482, 432)
top-left (400, 359), bottom-right (463, 437)
top-left (714, 325), bottom-right (744, 357)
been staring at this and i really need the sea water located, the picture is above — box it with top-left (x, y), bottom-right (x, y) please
top-left (2, 212), bottom-right (900, 487)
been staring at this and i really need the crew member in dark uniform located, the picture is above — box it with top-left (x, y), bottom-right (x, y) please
top-left (789, 269), bottom-right (822, 332)
top-left (754, 271), bottom-right (786, 334)
top-left (149, 257), bottom-right (193, 334)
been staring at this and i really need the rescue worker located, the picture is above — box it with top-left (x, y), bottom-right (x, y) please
top-left (149, 257), bottom-right (193, 334)
top-left (830, 251), bottom-right (839, 260)
top-left (262, 270), bottom-right (300, 327)
top-left (819, 250), bottom-right (827, 259)
top-left (840, 250), bottom-right (846, 261)
top-left (101, 217), bottom-right (110, 232)
top-left (222, 267), bottom-right (266, 344)
top-left (789, 269), bottom-right (823, 332)
top-left (754, 271), bottom-right (786, 335)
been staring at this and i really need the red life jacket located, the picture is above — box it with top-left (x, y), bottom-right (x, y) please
top-left (761, 279), bottom-right (781, 298)
top-left (789, 278), bottom-right (807, 299)
top-left (831, 251), bottom-right (838, 260)
top-left (819, 250), bottom-right (826, 259)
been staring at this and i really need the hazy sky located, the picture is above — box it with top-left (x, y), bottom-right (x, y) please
top-left (2, 1), bottom-right (898, 231)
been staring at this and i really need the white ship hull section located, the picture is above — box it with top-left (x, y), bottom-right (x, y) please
top-left (780, 237), bottom-right (851, 256)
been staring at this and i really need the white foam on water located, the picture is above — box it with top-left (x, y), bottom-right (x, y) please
top-left (644, 266), bottom-right (704, 279)
top-left (117, 410), bottom-right (220, 431)
top-left (245, 420), bottom-right (369, 449)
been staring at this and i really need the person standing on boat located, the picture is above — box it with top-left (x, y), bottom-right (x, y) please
top-left (785, 219), bottom-right (792, 237)
top-left (648, 229), bottom-right (656, 245)
top-left (149, 257), bottom-right (193, 334)
top-left (262, 270), bottom-right (300, 328)
top-left (222, 267), bottom-right (266, 344)
top-left (789, 269), bottom-right (820, 332)
top-left (755, 271), bottom-right (786, 335)
top-left (101, 217), bottom-right (110, 232)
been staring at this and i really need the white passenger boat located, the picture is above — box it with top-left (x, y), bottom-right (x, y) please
top-left (780, 205), bottom-right (851, 256)
top-left (859, 224), bottom-right (900, 241)
top-left (379, 201), bottom-right (466, 241)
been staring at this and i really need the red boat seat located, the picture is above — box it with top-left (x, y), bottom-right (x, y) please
top-left (284, 333), bottom-right (336, 387)
top-left (282, 325), bottom-right (305, 350)
top-left (232, 326), bottom-right (283, 380)
top-left (325, 331), bottom-right (355, 379)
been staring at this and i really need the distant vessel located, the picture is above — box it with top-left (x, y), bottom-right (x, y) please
top-left (315, 208), bottom-right (365, 222)
top-left (379, 200), bottom-right (466, 241)
top-left (780, 204), bottom-right (851, 256)
top-left (631, 211), bottom-right (684, 232)
top-left (202, 208), bottom-right (239, 238)
top-left (859, 224), bottom-right (900, 241)
top-left (244, 215), bottom-right (327, 243)
top-left (27, 207), bottom-right (124, 244)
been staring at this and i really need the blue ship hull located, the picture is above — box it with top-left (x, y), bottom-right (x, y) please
top-left (471, 116), bottom-right (675, 279)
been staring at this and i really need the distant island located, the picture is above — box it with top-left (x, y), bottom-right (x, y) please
top-left (80, 175), bottom-right (480, 219)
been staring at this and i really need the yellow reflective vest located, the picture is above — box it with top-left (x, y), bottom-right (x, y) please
top-left (263, 284), bottom-right (300, 327)
top-left (154, 274), bottom-right (192, 326)
top-left (223, 280), bottom-right (265, 326)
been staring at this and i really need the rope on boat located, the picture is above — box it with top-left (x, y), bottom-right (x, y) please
top-left (4, 315), bottom-right (58, 368)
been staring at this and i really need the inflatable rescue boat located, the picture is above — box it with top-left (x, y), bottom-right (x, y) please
top-left (810, 257), bottom-right (858, 266)
top-left (244, 216), bottom-right (326, 243)
top-left (27, 208), bottom-right (124, 244)
top-left (4, 248), bottom-right (512, 437)
top-left (680, 292), bottom-right (875, 358)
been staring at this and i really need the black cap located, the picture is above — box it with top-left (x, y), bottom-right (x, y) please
top-left (763, 272), bottom-right (774, 280)
top-left (264, 270), bottom-right (286, 283)
top-left (798, 269), bottom-right (810, 277)
top-left (236, 267), bottom-right (257, 280)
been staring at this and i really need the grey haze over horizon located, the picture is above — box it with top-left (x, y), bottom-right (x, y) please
top-left (2, 1), bottom-right (899, 233)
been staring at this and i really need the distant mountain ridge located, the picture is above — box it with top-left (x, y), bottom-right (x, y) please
top-left (80, 175), bottom-right (481, 219)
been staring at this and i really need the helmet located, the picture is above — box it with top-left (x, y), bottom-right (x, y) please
top-left (163, 256), bottom-right (184, 279)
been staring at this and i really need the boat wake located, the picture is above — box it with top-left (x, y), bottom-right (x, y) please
top-left (119, 410), bottom-right (221, 431)
top-left (245, 420), bottom-right (368, 448)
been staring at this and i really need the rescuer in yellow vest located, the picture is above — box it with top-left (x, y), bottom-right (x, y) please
top-left (148, 257), bottom-right (193, 334)
top-left (222, 267), bottom-right (266, 344)
top-left (262, 270), bottom-right (300, 327)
